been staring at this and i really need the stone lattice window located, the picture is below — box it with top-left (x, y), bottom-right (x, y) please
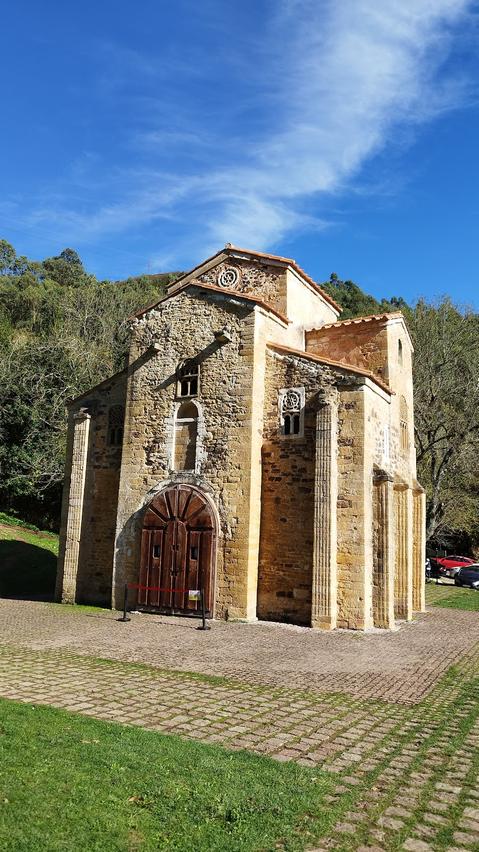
top-left (279, 388), bottom-right (304, 437)
top-left (177, 360), bottom-right (199, 398)
top-left (174, 401), bottom-right (198, 471)
top-left (107, 405), bottom-right (124, 446)
top-left (400, 396), bottom-right (409, 453)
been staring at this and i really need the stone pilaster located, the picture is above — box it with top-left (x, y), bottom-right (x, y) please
top-left (394, 482), bottom-right (413, 621)
top-left (59, 410), bottom-right (91, 603)
top-left (373, 470), bottom-right (395, 629)
top-left (413, 483), bottom-right (426, 612)
top-left (311, 392), bottom-right (338, 630)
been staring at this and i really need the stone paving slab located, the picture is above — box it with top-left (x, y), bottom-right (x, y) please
top-left (1, 599), bottom-right (479, 703)
top-left (1, 599), bottom-right (479, 849)
top-left (0, 636), bottom-right (478, 851)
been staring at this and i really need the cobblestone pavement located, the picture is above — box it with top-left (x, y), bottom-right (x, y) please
top-left (0, 598), bottom-right (479, 850)
top-left (1, 599), bottom-right (479, 702)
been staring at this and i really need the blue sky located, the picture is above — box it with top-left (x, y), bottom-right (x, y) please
top-left (1, 0), bottom-right (478, 305)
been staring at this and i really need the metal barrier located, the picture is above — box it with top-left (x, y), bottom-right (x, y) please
top-left (119, 583), bottom-right (211, 630)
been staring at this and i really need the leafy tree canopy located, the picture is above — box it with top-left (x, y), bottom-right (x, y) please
top-left (320, 272), bottom-right (408, 319)
top-left (0, 240), bottom-right (180, 527)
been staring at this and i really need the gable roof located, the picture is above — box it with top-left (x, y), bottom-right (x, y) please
top-left (267, 342), bottom-right (393, 396)
top-left (129, 279), bottom-right (290, 325)
top-left (314, 311), bottom-right (403, 330)
top-left (130, 244), bottom-right (341, 320)
top-left (223, 245), bottom-right (342, 313)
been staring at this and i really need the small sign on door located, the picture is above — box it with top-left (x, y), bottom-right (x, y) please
top-left (188, 589), bottom-right (201, 601)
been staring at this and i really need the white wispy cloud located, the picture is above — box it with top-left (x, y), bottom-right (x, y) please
top-left (4, 0), bottom-right (475, 269)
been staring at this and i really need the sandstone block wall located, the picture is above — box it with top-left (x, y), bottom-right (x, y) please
top-left (335, 388), bottom-right (371, 628)
top-left (56, 250), bottom-right (424, 630)
top-left (306, 320), bottom-right (390, 383)
top-left (112, 291), bottom-right (267, 620)
top-left (197, 258), bottom-right (288, 318)
top-left (258, 350), bottom-right (335, 624)
top-left (56, 371), bottom-right (127, 605)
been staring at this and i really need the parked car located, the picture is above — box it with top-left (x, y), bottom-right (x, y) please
top-left (455, 565), bottom-right (479, 589)
top-left (431, 555), bottom-right (475, 579)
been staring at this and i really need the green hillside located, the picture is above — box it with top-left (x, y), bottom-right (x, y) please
top-left (0, 513), bottom-right (58, 600)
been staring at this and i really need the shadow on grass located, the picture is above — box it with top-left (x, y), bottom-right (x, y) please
top-left (0, 540), bottom-right (56, 601)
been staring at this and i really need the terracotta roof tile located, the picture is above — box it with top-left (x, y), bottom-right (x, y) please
top-left (313, 311), bottom-right (404, 331)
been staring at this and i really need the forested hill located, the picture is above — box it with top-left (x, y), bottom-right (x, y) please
top-left (1, 238), bottom-right (479, 553)
top-left (0, 240), bottom-right (180, 527)
top-left (320, 272), bottom-right (408, 319)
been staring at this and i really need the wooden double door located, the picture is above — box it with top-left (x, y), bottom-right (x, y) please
top-left (139, 485), bottom-right (215, 615)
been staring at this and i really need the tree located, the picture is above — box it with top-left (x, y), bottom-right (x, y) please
top-left (410, 299), bottom-right (479, 546)
top-left (0, 239), bottom-right (180, 527)
top-left (0, 239), bottom-right (16, 274)
top-left (320, 273), bottom-right (401, 319)
top-left (42, 248), bottom-right (94, 288)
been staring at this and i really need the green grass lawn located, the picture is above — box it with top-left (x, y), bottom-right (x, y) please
top-left (0, 699), bottom-right (335, 852)
top-left (0, 517), bottom-right (58, 599)
top-left (426, 579), bottom-right (479, 611)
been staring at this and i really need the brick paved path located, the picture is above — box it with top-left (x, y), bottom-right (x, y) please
top-left (1, 599), bottom-right (479, 702)
top-left (1, 599), bottom-right (479, 850)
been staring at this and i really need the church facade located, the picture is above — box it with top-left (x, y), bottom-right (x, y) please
top-left (56, 245), bottom-right (425, 630)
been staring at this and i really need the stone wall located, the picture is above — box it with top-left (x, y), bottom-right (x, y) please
top-left (306, 320), bottom-right (390, 384)
top-left (112, 290), bottom-right (266, 620)
top-left (258, 350), bottom-right (335, 624)
top-left (197, 259), bottom-right (288, 317)
top-left (283, 268), bottom-right (340, 349)
top-left (56, 371), bottom-right (127, 605)
top-left (335, 387), bottom-right (370, 628)
top-left (56, 250), bottom-right (424, 629)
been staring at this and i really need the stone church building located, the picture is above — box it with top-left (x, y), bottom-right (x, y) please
top-left (56, 245), bottom-right (425, 630)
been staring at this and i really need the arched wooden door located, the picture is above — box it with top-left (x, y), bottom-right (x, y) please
top-left (139, 485), bottom-right (215, 615)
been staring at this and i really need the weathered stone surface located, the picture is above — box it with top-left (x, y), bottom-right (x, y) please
top-left (56, 247), bottom-right (424, 630)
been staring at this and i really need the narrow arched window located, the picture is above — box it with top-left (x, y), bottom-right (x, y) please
top-left (398, 339), bottom-right (403, 366)
top-left (177, 359), bottom-right (199, 398)
top-left (174, 401), bottom-right (198, 470)
top-left (279, 388), bottom-right (304, 437)
top-left (108, 405), bottom-right (124, 446)
top-left (400, 396), bottom-right (409, 453)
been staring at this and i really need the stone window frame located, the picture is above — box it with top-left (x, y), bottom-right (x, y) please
top-left (107, 404), bottom-right (124, 447)
top-left (398, 338), bottom-right (403, 366)
top-left (176, 359), bottom-right (199, 399)
top-left (173, 400), bottom-right (198, 472)
top-left (217, 264), bottom-right (241, 289)
top-left (168, 399), bottom-right (206, 474)
top-left (278, 387), bottom-right (305, 438)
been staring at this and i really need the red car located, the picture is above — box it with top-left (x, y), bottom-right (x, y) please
top-left (433, 555), bottom-right (475, 579)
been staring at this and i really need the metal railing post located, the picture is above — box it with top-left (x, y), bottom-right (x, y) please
top-left (119, 583), bottom-right (131, 622)
top-left (196, 588), bottom-right (210, 631)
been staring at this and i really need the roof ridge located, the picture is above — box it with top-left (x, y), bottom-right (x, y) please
top-left (310, 311), bottom-right (404, 331)
top-left (131, 246), bottom-right (342, 320)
